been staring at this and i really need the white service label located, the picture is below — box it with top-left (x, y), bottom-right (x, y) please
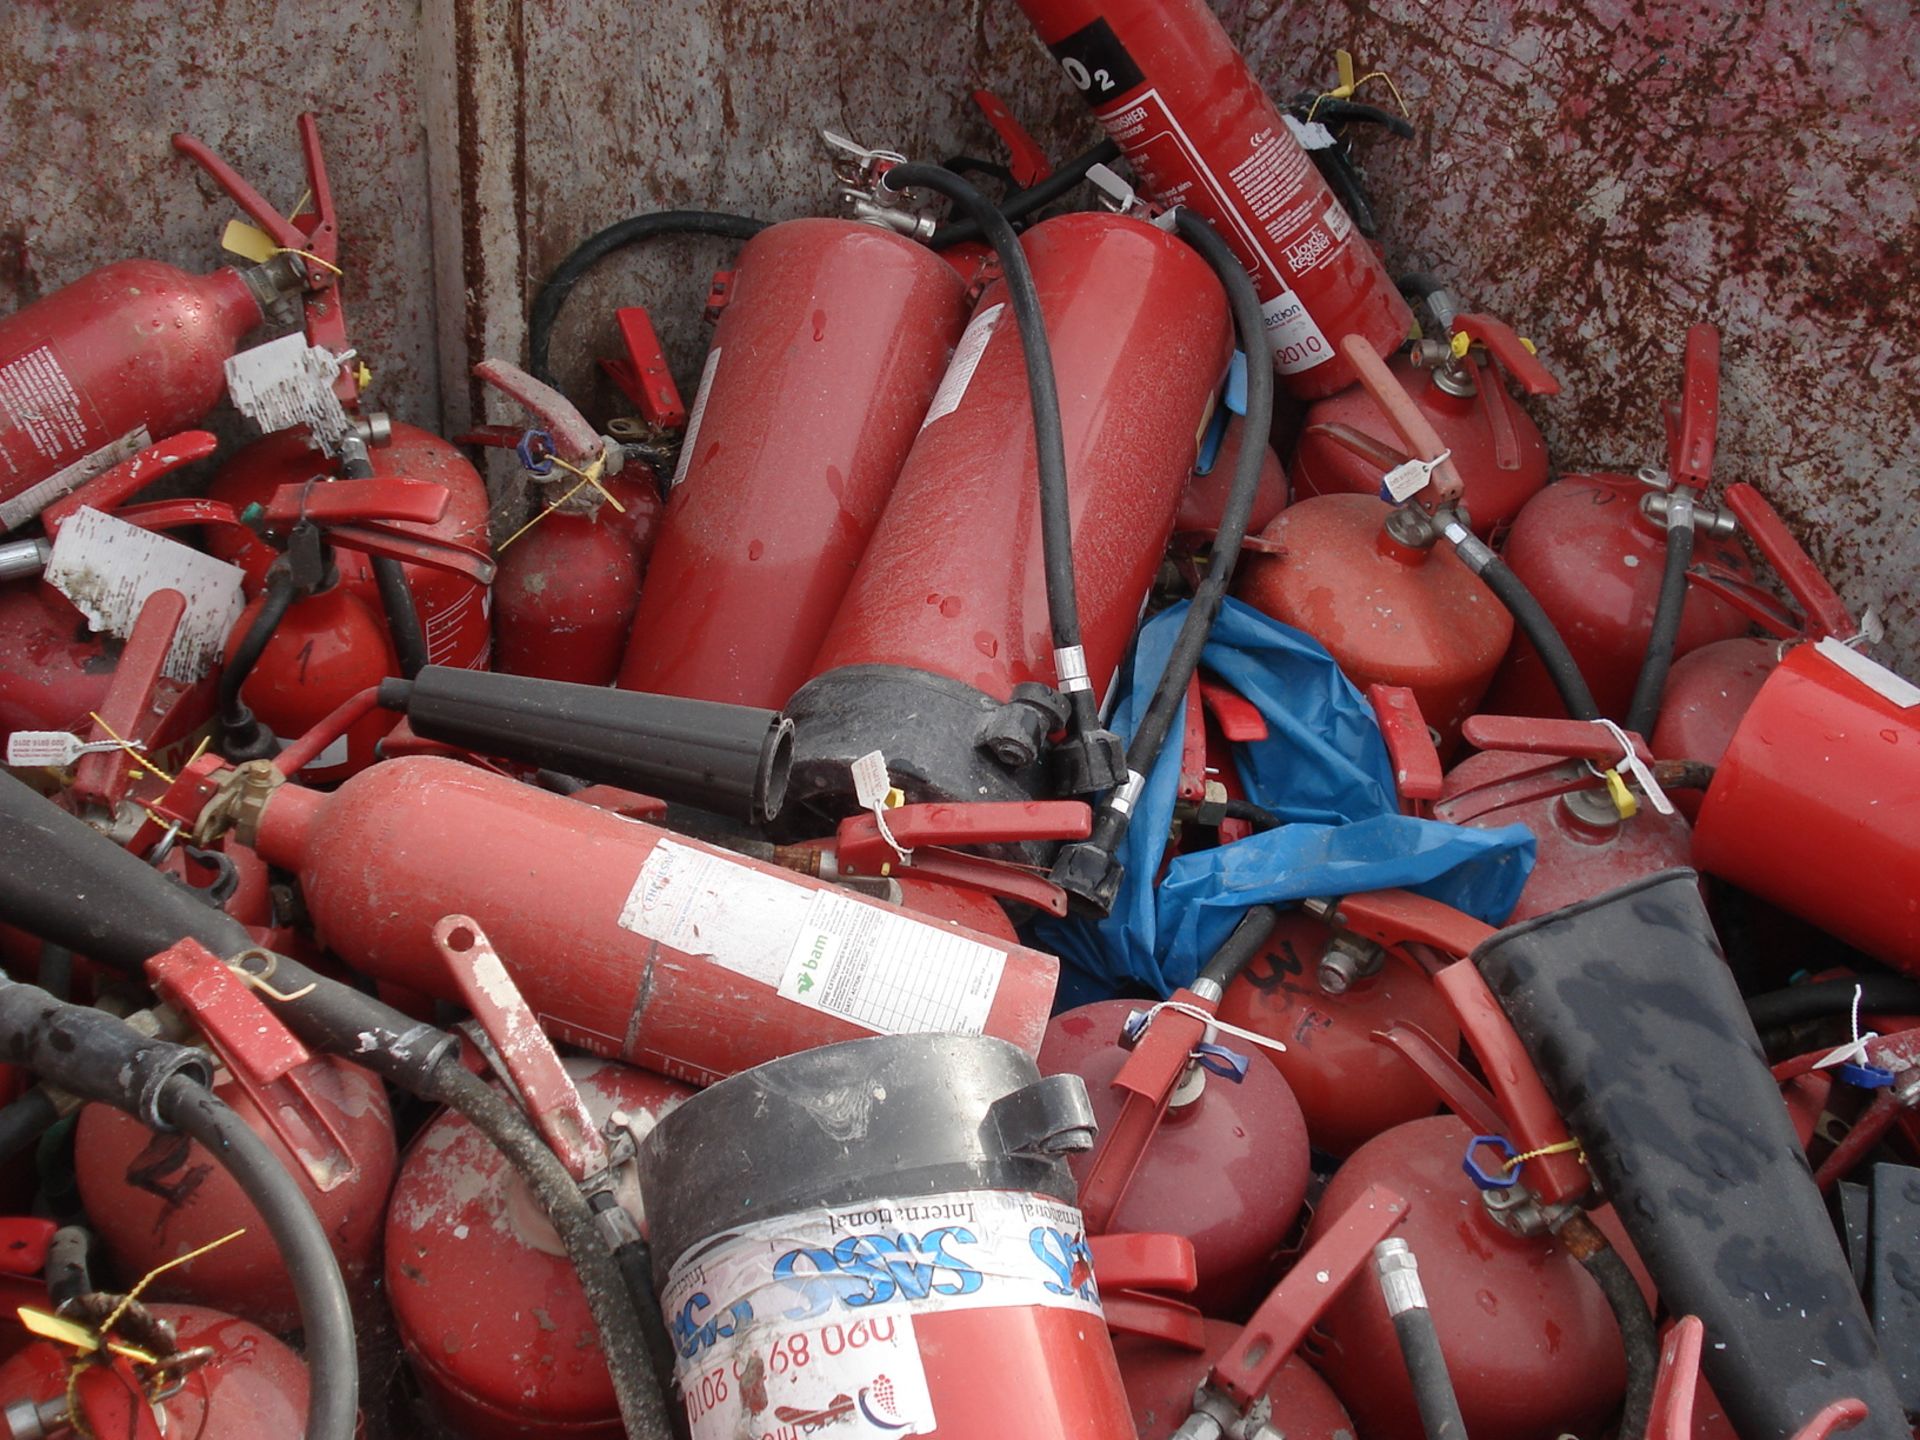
top-left (670, 346), bottom-right (723, 490)
top-left (665, 1188), bottom-right (1102, 1439)
top-left (6, 731), bottom-right (86, 768)
top-left (618, 840), bottom-right (1006, 1035)
top-left (1260, 288), bottom-right (1336, 375)
top-left (921, 302), bottom-right (1003, 429)
top-left (45, 506), bottom-right (246, 682)
top-left (1815, 635), bottom-right (1920, 709)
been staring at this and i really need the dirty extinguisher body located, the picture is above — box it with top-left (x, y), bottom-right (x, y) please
top-left (207, 421), bottom-right (495, 669)
top-left (1176, 411), bottom-right (1289, 540)
top-left (1482, 473), bottom-right (1753, 721)
top-left (494, 474), bottom-right (661, 686)
top-left (388, 1057), bottom-right (690, 1438)
top-left (1039, 1000), bottom-right (1310, 1315)
top-left (789, 212), bottom-right (1230, 815)
top-left (1215, 911), bottom-right (1461, 1156)
top-left (1433, 747), bottom-right (1694, 923)
top-left (244, 755), bottom-right (1058, 1085)
top-left (1015, 0), bottom-right (1410, 396)
top-left (618, 219), bottom-right (971, 709)
top-left (0, 1302), bottom-right (310, 1439)
top-left (1292, 337), bottom-right (1554, 539)
top-left (1309, 1116), bottom-right (1634, 1440)
top-left (1234, 494), bottom-right (1513, 751)
top-left (0, 260), bottom-right (280, 530)
top-left (640, 1034), bottom-right (1137, 1440)
top-left (74, 1054), bottom-right (396, 1334)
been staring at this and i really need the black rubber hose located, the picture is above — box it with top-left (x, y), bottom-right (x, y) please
top-left (1196, 904), bottom-right (1280, 993)
top-left (0, 1087), bottom-right (59, 1165)
top-left (160, 1075), bottom-right (356, 1440)
top-left (1396, 272), bottom-right (1449, 301)
top-left (1572, 1226), bottom-right (1658, 1440)
top-left (371, 554), bottom-right (429, 679)
top-left (219, 562), bottom-right (296, 730)
top-left (0, 770), bottom-right (672, 1438)
top-left (1376, 1243), bottom-right (1469, 1440)
top-left (1747, 975), bottom-right (1920, 1032)
top-left (1311, 98), bottom-right (1417, 138)
top-left (1057, 207), bottom-right (1275, 890)
top-left (1223, 798), bottom-right (1283, 832)
top-left (527, 210), bottom-right (768, 384)
top-left (1625, 510), bottom-right (1696, 737)
top-left (929, 139), bottom-right (1121, 249)
top-left (882, 162), bottom-right (1109, 760)
top-left (1441, 518), bottom-right (1601, 722)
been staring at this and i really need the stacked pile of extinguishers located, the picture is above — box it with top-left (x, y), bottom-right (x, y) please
top-left (0, 2), bottom-right (1916, 1439)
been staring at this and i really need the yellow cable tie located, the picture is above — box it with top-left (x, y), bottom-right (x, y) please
top-left (548, 453), bottom-right (627, 513)
top-left (1502, 1138), bottom-right (1584, 1173)
top-left (272, 246), bottom-right (343, 278)
top-left (1307, 65), bottom-right (1413, 123)
top-left (85, 713), bottom-right (173, 786)
top-left (99, 1230), bottom-right (248, 1339)
top-left (496, 473), bottom-right (597, 552)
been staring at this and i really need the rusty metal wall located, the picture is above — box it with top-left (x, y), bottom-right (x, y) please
top-left (4, 0), bottom-right (1913, 662)
top-left (1221, 0), bottom-right (1920, 662)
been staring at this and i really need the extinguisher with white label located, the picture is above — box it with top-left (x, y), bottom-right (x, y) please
top-left (639, 1032), bottom-right (1135, 1439)
top-left (1012, 0), bottom-right (1412, 397)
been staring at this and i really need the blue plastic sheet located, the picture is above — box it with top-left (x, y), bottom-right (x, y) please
top-left (1034, 600), bottom-right (1535, 1003)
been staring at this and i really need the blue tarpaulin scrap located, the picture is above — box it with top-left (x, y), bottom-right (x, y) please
top-left (1034, 600), bottom-right (1535, 1005)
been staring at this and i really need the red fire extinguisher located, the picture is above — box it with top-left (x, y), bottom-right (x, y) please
top-left (1039, 998), bottom-right (1310, 1315)
top-left (1292, 295), bottom-right (1559, 539)
top-left (1481, 325), bottom-right (1754, 723)
top-left (616, 215), bottom-right (973, 709)
top-left (183, 753), bottom-right (1058, 1084)
top-left (1012, 0), bottom-right (1412, 397)
top-left (0, 434), bottom-right (224, 757)
top-left (1652, 481), bottom-right (1857, 786)
top-left (639, 1032), bottom-right (1136, 1439)
top-left (73, 939), bottom-right (396, 1335)
top-left (1432, 714), bottom-right (1696, 924)
top-left (463, 358), bottom-right (663, 687)
top-left (791, 209), bottom-right (1232, 813)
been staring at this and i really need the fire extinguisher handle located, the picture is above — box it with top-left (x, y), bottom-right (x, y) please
top-left (1460, 713), bottom-right (1655, 766)
top-left (1664, 323), bottom-right (1720, 490)
top-left (323, 522), bottom-right (497, 586)
top-left (1722, 483), bottom-right (1856, 640)
top-left (1368, 684), bottom-right (1443, 807)
top-left (40, 431), bottom-right (221, 539)
top-left (1450, 312), bottom-right (1561, 396)
top-left (1086, 1232), bottom-right (1199, 1293)
top-left (70, 589), bottom-right (185, 812)
top-left (473, 357), bottom-right (604, 464)
top-left (262, 476), bottom-right (453, 530)
top-left (171, 113), bottom-right (339, 272)
top-left (1339, 335), bottom-right (1465, 507)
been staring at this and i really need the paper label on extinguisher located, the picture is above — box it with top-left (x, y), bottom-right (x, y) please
top-left (618, 840), bottom-right (1006, 1035)
top-left (665, 1188), bottom-right (1103, 1438)
top-left (669, 346), bottom-right (722, 490)
top-left (0, 424), bottom-right (150, 534)
top-left (920, 302), bottom-right (1002, 429)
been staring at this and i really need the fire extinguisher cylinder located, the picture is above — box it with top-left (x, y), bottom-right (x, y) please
top-left (377, 664), bottom-right (794, 824)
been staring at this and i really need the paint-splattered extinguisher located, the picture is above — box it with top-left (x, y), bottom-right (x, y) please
top-left (1012, 0), bottom-right (1412, 397)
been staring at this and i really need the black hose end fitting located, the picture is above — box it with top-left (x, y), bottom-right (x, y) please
top-left (1049, 838), bottom-right (1124, 916)
top-left (0, 980), bottom-right (212, 1130)
top-left (1050, 725), bottom-right (1127, 797)
top-left (218, 703), bottom-right (281, 764)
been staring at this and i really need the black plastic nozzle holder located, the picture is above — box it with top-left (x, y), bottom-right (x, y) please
top-left (1475, 870), bottom-right (1908, 1440)
top-left (0, 978), bottom-right (211, 1130)
top-left (378, 666), bottom-right (794, 826)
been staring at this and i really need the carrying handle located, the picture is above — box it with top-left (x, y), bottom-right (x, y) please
top-left (1723, 483), bottom-right (1855, 641)
top-left (1340, 335), bottom-right (1465, 509)
top-left (1451, 313), bottom-right (1560, 396)
top-left (1663, 324), bottom-right (1720, 490)
top-left (42, 432), bottom-right (220, 539)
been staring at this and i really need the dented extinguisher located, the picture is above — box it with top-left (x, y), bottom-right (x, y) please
top-left (1013, 0), bottom-right (1412, 396)
top-left (1292, 288), bottom-right (1559, 538)
top-left (467, 359), bottom-right (663, 688)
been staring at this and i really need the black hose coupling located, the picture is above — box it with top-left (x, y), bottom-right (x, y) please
top-left (0, 977), bottom-right (211, 1130)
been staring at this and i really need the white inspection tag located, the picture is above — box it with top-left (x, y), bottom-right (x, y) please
top-left (619, 839), bottom-right (1006, 1035)
top-left (922, 302), bottom-right (1003, 428)
top-left (4, 731), bottom-right (134, 768)
top-left (46, 508), bottom-right (246, 682)
top-left (850, 748), bottom-right (911, 863)
top-left (225, 334), bottom-right (355, 454)
top-left (1816, 635), bottom-right (1920, 709)
top-left (0, 425), bottom-right (150, 534)
top-left (1281, 113), bottom-right (1338, 150)
top-left (1592, 717), bottom-right (1674, 817)
top-left (1381, 448), bottom-right (1451, 503)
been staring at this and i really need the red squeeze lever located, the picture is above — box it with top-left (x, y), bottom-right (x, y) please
top-left (1664, 323), bottom-right (1720, 490)
top-left (601, 308), bottom-right (688, 429)
top-left (1450, 313), bottom-right (1560, 396)
top-left (41, 432), bottom-right (220, 539)
top-left (1370, 683), bottom-right (1443, 807)
top-left (1461, 713), bottom-right (1654, 766)
top-left (1091, 1232), bottom-right (1208, 1351)
top-left (1723, 483), bottom-right (1856, 642)
top-left (832, 800), bottom-right (1091, 915)
top-left (261, 476), bottom-right (451, 530)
